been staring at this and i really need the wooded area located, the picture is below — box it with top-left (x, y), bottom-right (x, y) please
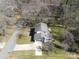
top-left (0, 0), bottom-right (79, 58)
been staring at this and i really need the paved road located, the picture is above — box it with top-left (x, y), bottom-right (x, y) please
top-left (0, 30), bottom-right (20, 59)
top-left (0, 43), bottom-right (5, 48)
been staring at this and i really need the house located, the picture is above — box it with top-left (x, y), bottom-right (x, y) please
top-left (34, 22), bottom-right (53, 43)
top-left (33, 22), bottom-right (53, 55)
top-left (35, 22), bottom-right (49, 33)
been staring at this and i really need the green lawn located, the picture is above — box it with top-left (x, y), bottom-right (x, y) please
top-left (16, 35), bottom-right (31, 44)
top-left (16, 28), bottom-right (31, 44)
top-left (7, 48), bottom-right (77, 59)
top-left (0, 35), bottom-right (4, 42)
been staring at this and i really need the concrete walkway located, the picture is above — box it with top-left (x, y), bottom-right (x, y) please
top-left (14, 43), bottom-right (35, 51)
top-left (0, 43), bottom-right (35, 50)
top-left (0, 42), bottom-right (42, 56)
top-left (14, 42), bottom-right (42, 56)
top-left (0, 43), bottom-right (42, 54)
top-left (34, 41), bottom-right (42, 56)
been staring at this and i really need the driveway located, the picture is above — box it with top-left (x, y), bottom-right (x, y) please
top-left (0, 30), bottom-right (20, 59)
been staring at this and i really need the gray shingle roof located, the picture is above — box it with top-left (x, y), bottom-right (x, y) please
top-left (34, 22), bottom-right (53, 42)
top-left (35, 23), bottom-right (49, 33)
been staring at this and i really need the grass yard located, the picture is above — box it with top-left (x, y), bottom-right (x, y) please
top-left (7, 48), bottom-right (77, 59)
top-left (0, 26), bottom-right (78, 59)
top-left (16, 35), bottom-right (31, 44)
top-left (0, 35), bottom-right (4, 42)
top-left (16, 27), bottom-right (31, 44)
top-left (0, 27), bottom-right (14, 42)
top-left (0, 27), bottom-right (31, 44)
